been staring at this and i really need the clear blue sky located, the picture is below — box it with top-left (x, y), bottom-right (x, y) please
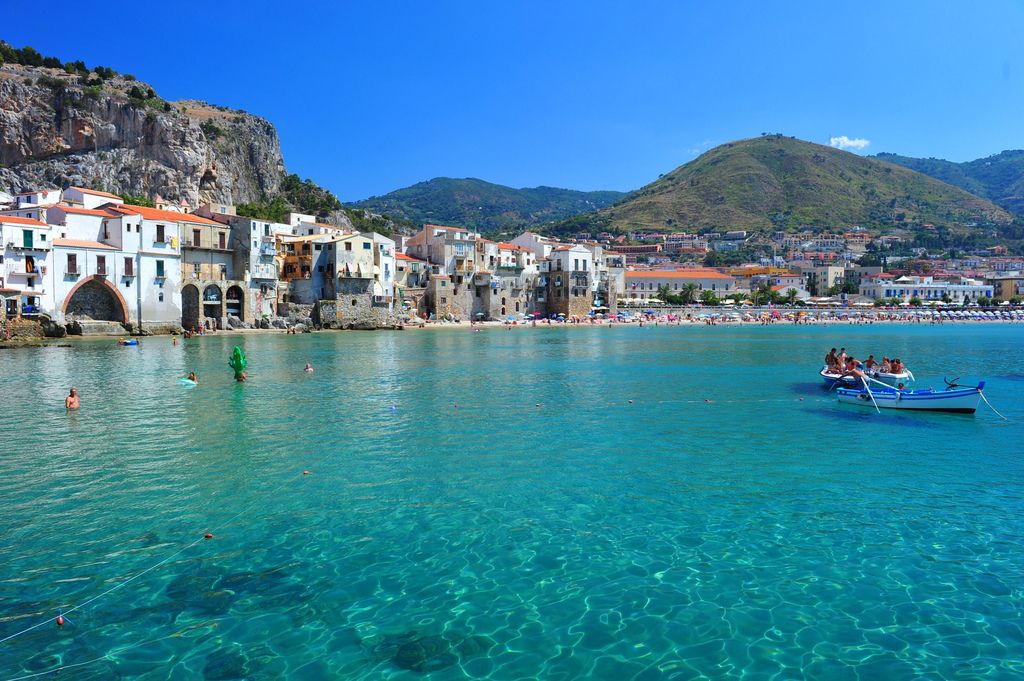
top-left (5, 1), bottom-right (1023, 201)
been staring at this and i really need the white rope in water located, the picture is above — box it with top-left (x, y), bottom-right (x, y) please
top-left (979, 390), bottom-right (1009, 421)
top-left (1, 470), bottom-right (310, 646)
top-left (4, 617), bottom-right (231, 681)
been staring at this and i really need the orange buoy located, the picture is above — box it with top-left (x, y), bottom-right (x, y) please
top-left (56, 615), bottom-right (65, 626)
top-left (303, 470), bottom-right (310, 475)
top-left (204, 533), bottom-right (213, 539)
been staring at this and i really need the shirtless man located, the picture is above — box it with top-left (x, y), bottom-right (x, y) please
top-left (825, 348), bottom-right (838, 370)
top-left (864, 355), bottom-right (878, 369)
top-left (65, 387), bottom-right (80, 410)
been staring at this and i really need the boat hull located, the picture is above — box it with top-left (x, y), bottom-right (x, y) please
top-left (836, 386), bottom-right (981, 413)
top-left (820, 367), bottom-right (857, 388)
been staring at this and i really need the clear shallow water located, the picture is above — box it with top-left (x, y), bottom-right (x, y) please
top-left (1, 324), bottom-right (1023, 680)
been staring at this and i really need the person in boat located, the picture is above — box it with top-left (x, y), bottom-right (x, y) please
top-left (825, 348), bottom-right (838, 370)
top-left (880, 357), bottom-right (892, 373)
top-left (838, 348), bottom-right (848, 365)
top-left (187, 372), bottom-right (198, 384)
top-left (65, 387), bottom-right (80, 410)
top-left (891, 358), bottom-right (904, 374)
top-left (864, 355), bottom-right (878, 369)
top-left (840, 358), bottom-right (867, 379)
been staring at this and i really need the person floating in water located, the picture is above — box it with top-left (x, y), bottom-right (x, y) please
top-left (304, 363), bottom-right (313, 373)
top-left (236, 371), bottom-right (246, 382)
top-left (187, 372), bottom-right (199, 384)
top-left (65, 387), bottom-right (80, 410)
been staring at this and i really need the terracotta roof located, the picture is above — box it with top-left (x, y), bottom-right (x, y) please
top-left (107, 204), bottom-right (222, 225)
top-left (496, 242), bottom-right (524, 251)
top-left (70, 187), bottom-right (122, 200)
top-left (0, 215), bottom-right (49, 227)
top-left (55, 206), bottom-right (113, 217)
top-left (625, 269), bottom-right (733, 280)
top-left (396, 252), bottom-right (426, 262)
top-left (52, 238), bottom-right (116, 250)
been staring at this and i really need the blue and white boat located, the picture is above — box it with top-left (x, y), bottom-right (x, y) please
top-left (836, 382), bottom-right (984, 413)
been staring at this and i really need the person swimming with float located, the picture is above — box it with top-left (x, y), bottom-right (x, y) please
top-left (187, 372), bottom-right (198, 385)
top-left (304, 363), bottom-right (313, 373)
top-left (65, 387), bottom-right (80, 410)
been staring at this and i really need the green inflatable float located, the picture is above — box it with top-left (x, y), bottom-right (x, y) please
top-left (229, 346), bottom-right (247, 381)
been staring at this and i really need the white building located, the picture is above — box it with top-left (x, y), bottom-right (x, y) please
top-left (623, 269), bottom-right (735, 302)
top-left (62, 187), bottom-right (124, 210)
top-left (1, 216), bottom-right (54, 315)
top-left (859, 275), bottom-right (994, 304)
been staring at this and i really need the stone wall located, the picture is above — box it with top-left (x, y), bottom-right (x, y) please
top-left (317, 278), bottom-right (401, 329)
top-left (66, 280), bottom-right (124, 322)
top-left (427, 278), bottom-right (474, 321)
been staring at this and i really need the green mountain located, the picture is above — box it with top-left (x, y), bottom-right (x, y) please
top-left (352, 177), bottom-right (626, 233)
top-left (875, 150), bottom-right (1024, 215)
top-left (545, 135), bottom-right (1011, 237)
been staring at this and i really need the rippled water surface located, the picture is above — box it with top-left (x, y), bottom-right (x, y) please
top-left (2, 324), bottom-right (1024, 680)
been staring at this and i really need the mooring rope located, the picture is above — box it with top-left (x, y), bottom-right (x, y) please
top-left (0, 469), bottom-right (311, 647)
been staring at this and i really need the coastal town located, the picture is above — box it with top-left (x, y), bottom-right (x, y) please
top-left (0, 185), bottom-right (1019, 338)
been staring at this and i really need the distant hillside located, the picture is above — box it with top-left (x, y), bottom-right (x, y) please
top-left (352, 177), bottom-right (626, 233)
top-left (876, 150), bottom-right (1024, 215)
top-left (545, 136), bottom-right (1011, 237)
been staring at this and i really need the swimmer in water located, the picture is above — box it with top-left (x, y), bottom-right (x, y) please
top-left (304, 363), bottom-right (313, 373)
top-left (236, 371), bottom-right (246, 382)
top-left (65, 387), bottom-right (80, 410)
top-left (187, 372), bottom-right (198, 384)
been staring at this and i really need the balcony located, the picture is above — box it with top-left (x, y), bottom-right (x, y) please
top-left (260, 244), bottom-right (277, 256)
top-left (65, 267), bottom-right (80, 276)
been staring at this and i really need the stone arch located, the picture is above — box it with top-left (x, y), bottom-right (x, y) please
top-left (181, 284), bottom-right (200, 329)
top-left (202, 284), bottom-right (223, 327)
top-left (62, 275), bottom-right (128, 323)
top-left (226, 285), bottom-right (244, 319)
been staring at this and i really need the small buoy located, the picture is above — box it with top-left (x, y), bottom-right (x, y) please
top-left (389, 404), bottom-right (397, 411)
top-left (704, 399), bottom-right (712, 404)
top-left (535, 403), bottom-right (541, 408)
top-left (56, 615), bottom-right (65, 626)
top-left (799, 397), bottom-right (805, 401)
top-left (628, 400), bottom-right (633, 404)
top-left (303, 470), bottom-right (310, 475)
top-left (204, 533), bottom-right (213, 539)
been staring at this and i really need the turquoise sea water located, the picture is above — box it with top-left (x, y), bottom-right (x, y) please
top-left (1, 324), bottom-right (1023, 680)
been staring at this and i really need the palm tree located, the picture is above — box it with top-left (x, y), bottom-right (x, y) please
top-left (700, 290), bottom-right (719, 306)
top-left (785, 288), bottom-right (798, 305)
top-left (681, 283), bottom-right (699, 305)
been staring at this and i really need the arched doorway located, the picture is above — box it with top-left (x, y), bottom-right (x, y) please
top-left (181, 284), bottom-right (200, 329)
top-left (226, 285), bottom-right (244, 319)
top-left (203, 285), bottom-right (223, 326)
top-left (63, 276), bottom-right (127, 323)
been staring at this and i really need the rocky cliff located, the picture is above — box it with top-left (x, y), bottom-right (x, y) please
top-left (0, 63), bottom-right (284, 205)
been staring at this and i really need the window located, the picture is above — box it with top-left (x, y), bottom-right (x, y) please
top-left (362, 242), bottom-right (371, 250)
top-left (156, 224), bottom-right (165, 243)
top-left (314, 244), bottom-right (322, 251)
top-left (67, 253), bottom-right (77, 274)
top-left (96, 256), bottom-right (107, 275)
top-left (317, 265), bottom-right (324, 273)
top-left (40, 233), bottom-right (46, 242)
top-left (440, 297), bottom-right (447, 304)
top-left (124, 257), bottom-right (133, 276)
top-left (192, 229), bottom-right (201, 247)
top-left (156, 260), bottom-right (165, 278)
top-left (219, 232), bottom-right (226, 249)
top-left (193, 263), bottom-right (201, 275)
top-left (441, 281), bottom-right (446, 288)
top-left (345, 242), bottom-right (352, 251)
top-left (158, 292), bottom-right (164, 302)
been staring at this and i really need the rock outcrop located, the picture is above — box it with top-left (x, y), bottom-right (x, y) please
top-left (0, 64), bottom-right (285, 205)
